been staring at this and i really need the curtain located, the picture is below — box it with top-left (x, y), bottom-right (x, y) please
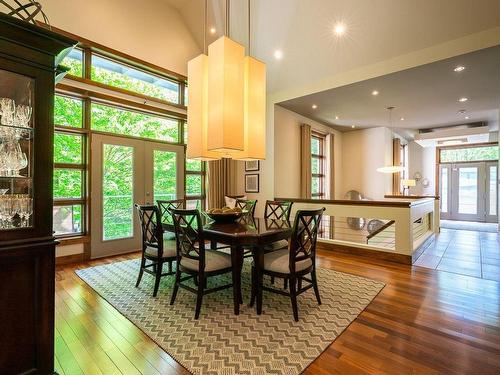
top-left (206, 158), bottom-right (238, 209)
top-left (392, 138), bottom-right (402, 194)
top-left (300, 124), bottom-right (312, 198)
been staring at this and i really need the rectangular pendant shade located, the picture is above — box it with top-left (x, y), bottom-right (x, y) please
top-left (187, 54), bottom-right (220, 160)
top-left (207, 36), bottom-right (245, 152)
top-left (232, 56), bottom-right (266, 160)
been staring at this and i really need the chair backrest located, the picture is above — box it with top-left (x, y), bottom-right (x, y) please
top-left (235, 199), bottom-right (257, 216)
top-left (264, 200), bottom-right (293, 221)
top-left (157, 199), bottom-right (185, 225)
top-left (288, 208), bottom-right (325, 272)
top-left (135, 204), bottom-right (163, 254)
top-left (170, 208), bottom-right (205, 270)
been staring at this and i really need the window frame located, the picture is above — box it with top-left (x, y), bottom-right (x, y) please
top-left (311, 132), bottom-right (326, 198)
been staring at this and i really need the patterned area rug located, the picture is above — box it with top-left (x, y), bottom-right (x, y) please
top-left (76, 259), bottom-right (384, 375)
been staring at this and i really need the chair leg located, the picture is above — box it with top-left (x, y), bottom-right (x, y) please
top-left (289, 276), bottom-right (299, 322)
top-left (284, 277), bottom-right (288, 290)
top-left (311, 269), bottom-right (321, 305)
top-left (195, 274), bottom-right (205, 319)
top-left (298, 277), bottom-right (302, 291)
top-left (168, 261), bottom-right (173, 274)
top-left (170, 268), bottom-right (180, 305)
top-left (250, 266), bottom-right (256, 307)
top-left (153, 261), bottom-right (163, 297)
top-left (271, 276), bottom-right (275, 284)
top-left (135, 256), bottom-right (146, 287)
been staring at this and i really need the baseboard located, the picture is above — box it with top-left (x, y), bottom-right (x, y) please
top-left (55, 253), bottom-right (84, 265)
top-left (317, 242), bottom-right (412, 265)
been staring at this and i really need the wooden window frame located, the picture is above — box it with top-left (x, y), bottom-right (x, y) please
top-left (311, 132), bottom-right (326, 198)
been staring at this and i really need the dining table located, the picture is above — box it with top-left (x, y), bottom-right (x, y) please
top-left (163, 214), bottom-right (293, 315)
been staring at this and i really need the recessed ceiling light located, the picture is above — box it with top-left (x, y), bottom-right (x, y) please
top-left (273, 50), bottom-right (283, 60)
top-left (458, 97), bottom-right (468, 102)
top-left (335, 115), bottom-right (339, 120)
top-left (454, 66), bottom-right (465, 72)
top-left (400, 117), bottom-right (405, 121)
top-left (210, 27), bottom-right (216, 34)
top-left (334, 23), bottom-right (346, 36)
top-left (312, 104), bottom-right (318, 109)
top-left (351, 125), bottom-right (356, 128)
top-left (457, 109), bottom-right (466, 114)
top-left (372, 90), bottom-right (379, 96)
top-left (465, 116), bottom-right (470, 120)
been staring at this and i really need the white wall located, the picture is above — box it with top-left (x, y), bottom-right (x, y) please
top-left (273, 106), bottom-right (343, 199)
top-left (341, 127), bottom-right (393, 200)
top-left (408, 141), bottom-right (437, 196)
top-left (43, 0), bottom-right (201, 75)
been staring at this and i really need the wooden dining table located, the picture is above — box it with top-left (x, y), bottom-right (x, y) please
top-left (163, 214), bottom-right (293, 315)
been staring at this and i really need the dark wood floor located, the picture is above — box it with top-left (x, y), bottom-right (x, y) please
top-left (55, 246), bottom-right (500, 375)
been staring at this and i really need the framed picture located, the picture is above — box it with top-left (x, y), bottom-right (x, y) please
top-left (245, 160), bottom-right (260, 172)
top-left (245, 174), bottom-right (259, 193)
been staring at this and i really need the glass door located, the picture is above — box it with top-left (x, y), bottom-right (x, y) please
top-left (439, 165), bottom-right (451, 220)
top-left (91, 134), bottom-right (184, 258)
top-left (486, 161), bottom-right (498, 223)
top-left (450, 162), bottom-right (485, 222)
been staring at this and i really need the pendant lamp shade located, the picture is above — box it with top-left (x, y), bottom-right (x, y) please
top-left (186, 54), bottom-right (220, 160)
top-left (376, 165), bottom-right (405, 173)
top-left (207, 36), bottom-right (245, 152)
top-left (232, 56), bottom-right (266, 160)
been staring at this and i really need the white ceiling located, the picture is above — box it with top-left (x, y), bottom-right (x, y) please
top-left (165, 0), bottom-right (500, 95)
top-left (279, 46), bottom-right (500, 131)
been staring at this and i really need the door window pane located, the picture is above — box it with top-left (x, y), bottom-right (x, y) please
top-left (490, 166), bottom-right (497, 216)
top-left (153, 150), bottom-right (177, 202)
top-left (54, 133), bottom-right (82, 164)
top-left (61, 48), bottom-right (83, 77)
top-left (53, 205), bottom-right (82, 235)
top-left (91, 54), bottom-right (180, 103)
top-left (102, 144), bottom-right (134, 240)
top-left (440, 167), bottom-right (448, 213)
top-left (54, 95), bottom-right (83, 128)
top-left (91, 103), bottom-right (179, 142)
top-left (458, 167), bottom-right (478, 214)
top-left (186, 174), bottom-right (202, 196)
top-left (53, 169), bottom-right (82, 199)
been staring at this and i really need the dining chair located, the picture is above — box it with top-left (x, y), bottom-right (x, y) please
top-left (250, 207), bottom-right (325, 321)
top-left (263, 200), bottom-right (293, 252)
top-left (157, 199), bottom-right (185, 240)
top-left (235, 198), bottom-right (257, 216)
top-left (135, 204), bottom-right (177, 297)
top-left (170, 208), bottom-right (233, 319)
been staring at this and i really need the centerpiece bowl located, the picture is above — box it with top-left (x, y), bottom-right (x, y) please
top-left (206, 207), bottom-right (243, 223)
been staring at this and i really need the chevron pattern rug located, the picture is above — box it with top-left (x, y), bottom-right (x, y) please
top-left (76, 259), bottom-right (384, 375)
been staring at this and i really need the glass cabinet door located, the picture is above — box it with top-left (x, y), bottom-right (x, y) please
top-left (0, 69), bottom-right (34, 230)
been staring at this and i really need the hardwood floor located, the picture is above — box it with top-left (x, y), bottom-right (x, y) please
top-left (55, 248), bottom-right (500, 374)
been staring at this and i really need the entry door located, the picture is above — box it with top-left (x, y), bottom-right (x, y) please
top-left (450, 162), bottom-right (486, 221)
top-left (91, 134), bottom-right (184, 258)
top-left (486, 161), bottom-right (498, 223)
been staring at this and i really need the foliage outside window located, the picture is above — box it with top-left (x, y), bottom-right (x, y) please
top-left (61, 48), bottom-right (83, 77)
top-left (440, 145), bottom-right (499, 163)
top-left (184, 122), bottom-right (206, 208)
top-left (91, 54), bottom-right (180, 103)
top-left (91, 103), bottom-right (179, 142)
top-left (54, 95), bottom-right (83, 128)
top-left (311, 133), bottom-right (325, 198)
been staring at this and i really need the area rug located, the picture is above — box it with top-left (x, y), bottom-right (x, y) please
top-left (76, 259), bottom-right (384, 375)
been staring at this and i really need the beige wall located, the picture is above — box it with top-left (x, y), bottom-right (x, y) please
top-left (43, 0), bottom-right (200, 75)
top-left (408, 141), bottom-right (437, 196)
top-left (341, 127), bottom-right (393, 200)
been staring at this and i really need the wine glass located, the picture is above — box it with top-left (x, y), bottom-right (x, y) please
top-left (0, 98), bottom-right (15, 126)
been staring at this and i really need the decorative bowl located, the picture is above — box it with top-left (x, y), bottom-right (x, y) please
top-left (206, 211), bottom-right (243, 223)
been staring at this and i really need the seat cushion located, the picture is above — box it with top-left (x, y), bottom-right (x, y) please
top-left (180, 250), bottom-right (232, 272)
top-left (261, 249), bottom-right (312, 274)
top-left (145, 240), bottom-right (177, 259)
top-left (263, 239), bottom-right (289, 252)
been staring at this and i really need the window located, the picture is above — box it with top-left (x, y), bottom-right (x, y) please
top-left (311, 132), bottom-right (325, 198)
top-left (440, 145), bottom-right (499, 163)
top-left (91, 54), bottom-right (180, 103)
top-left (91, 103), bottom-right (179, 142)
top-left (61, 48), bottom-right (84, 77)
top-left (53, 114), bottom-right (86, 236)
top-left (54, 95), bottom-right (83, 128)
top-left (185, 122), bottom-right (206, 208)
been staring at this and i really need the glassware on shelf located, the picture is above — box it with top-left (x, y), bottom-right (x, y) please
top-left (0, 98), bottom-right (16, 126)
top-left (0, 194), bottom-right (32, 229)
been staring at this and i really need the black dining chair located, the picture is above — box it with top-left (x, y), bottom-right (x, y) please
top-left (263, 200), bottom-right (293, 253)
top-left (135, 204), bottom-right (177, 297)
top-left (235, 198), bottom-right (257, 216)
top-left (170, 208), bottom-right (234, 319)
top-left (157, 199), bottom-right (185, 235)
top-left (250, 207), bottom-right (325, 321)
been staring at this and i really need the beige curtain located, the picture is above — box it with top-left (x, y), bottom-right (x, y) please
top-left (392, 138), bottom-right (402, 194)
top-left (206, 158), bottom-right (238, 209)
top-left (300, 124), bottom-right (312, 198)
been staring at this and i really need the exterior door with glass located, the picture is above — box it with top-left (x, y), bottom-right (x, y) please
top-left (91, 134), bottom-right (184, 258)
top-left (450, 163), bottom-right (485, 221)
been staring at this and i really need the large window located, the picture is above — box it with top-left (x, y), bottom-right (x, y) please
top-left (184, 123), bottom-right (206, 209)
top-left (61, 47), bottom-right (84, 77)
top-left (311, 132), bottom-right (326, 198)
top-left (440, 145), bottom-right (499, 163)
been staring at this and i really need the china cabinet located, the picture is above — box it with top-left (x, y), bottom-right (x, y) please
top-left (0, 13), bottom-right (76, 374)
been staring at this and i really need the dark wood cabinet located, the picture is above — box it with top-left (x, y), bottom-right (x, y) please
top-left (0, 14), bottom-right (76, 375)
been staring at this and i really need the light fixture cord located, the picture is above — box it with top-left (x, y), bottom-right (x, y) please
top-left (225, 0), bottom-right (230, 37)
top-left (203, 0), bottom-right (207, 53)
top-left (248, 0), bottom-right (251, 55)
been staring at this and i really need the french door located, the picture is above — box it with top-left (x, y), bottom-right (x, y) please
top-left (91, 134), bottom-right (184, 258)
top-left (439, 162), bottom-right (498, 222)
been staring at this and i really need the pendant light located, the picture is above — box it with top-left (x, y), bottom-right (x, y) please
top-left (376, 106), bottom-right (405, 173)
top-left (186, 0), bottom-right (266, 160)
